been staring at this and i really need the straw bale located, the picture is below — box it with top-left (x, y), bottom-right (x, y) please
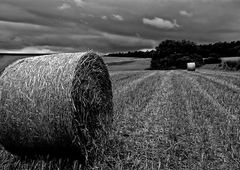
top-left (187, 62), bottom-right (196, 71)
top-left (0, 52), bottom-right (113, 162)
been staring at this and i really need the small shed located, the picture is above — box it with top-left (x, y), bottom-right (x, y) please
top-left (187, 62), bottom-right (196, 71)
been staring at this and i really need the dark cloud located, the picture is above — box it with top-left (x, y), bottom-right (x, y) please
top-left (0, 0), bottom-right (240, 53)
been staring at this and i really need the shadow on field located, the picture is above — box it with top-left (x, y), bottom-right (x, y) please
top-left (0, 136), bottom-right (128, 169)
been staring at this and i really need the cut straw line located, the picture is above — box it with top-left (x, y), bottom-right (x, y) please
top-left (200, 69), bottom-right (240, 78)
top-left (114, 71), bottom-right (157, 95)
top-left (183, 73), bottom-right (237, 121)
top-left (188, 71), bottom-right (240, 93)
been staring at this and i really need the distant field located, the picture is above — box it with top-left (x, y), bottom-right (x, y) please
top-left (103, 56), bottom-right (151, 71)
top-left (221, 57), bottom-right (240, 71)
top-left (200, 63), bottom-right (220, 70)
top-left (102, 56), bottom-right (136, 63)
top-left (107, 58), bottom-right (151, 71)
top-left (200, 57), bottom-right (240, 71)
top-left (0, 55), bottom-right (28, 74)
top-left (221, 57), bottom-right (240, 61)
top-left (0, 54), bottom-right (48, 75)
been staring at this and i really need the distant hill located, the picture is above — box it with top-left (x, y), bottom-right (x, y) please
top-left (0, 53), bottom-right (54, 57)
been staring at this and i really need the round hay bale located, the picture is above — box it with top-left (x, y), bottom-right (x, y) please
top-left (0, 52), bottom-right (113, 163)
top-left (187, 62), bottom-right (196, 71)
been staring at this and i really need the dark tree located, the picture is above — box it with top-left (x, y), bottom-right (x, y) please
top-left (151, 40), bottom-right (200, 70)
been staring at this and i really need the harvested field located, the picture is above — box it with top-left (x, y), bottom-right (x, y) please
top-left (0, 68), bottom-right (240, 169)
top-left (105, 58), bottom-right (151, 71)
top-left (102, 56), bottom-right (136, 63)
top-left (108, 69), bottom-right (240, 169)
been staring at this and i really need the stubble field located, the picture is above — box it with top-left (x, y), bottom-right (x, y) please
top-left (108, 69), bottom-right (240, 169)
top-left (0, 55), bottom-right (240, 169)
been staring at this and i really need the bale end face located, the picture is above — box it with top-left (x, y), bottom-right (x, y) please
top-left (71, 53), bottom-right (114, 162)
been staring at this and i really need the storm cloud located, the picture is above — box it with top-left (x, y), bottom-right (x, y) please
top-left (0, 0), bottom-right (240, 53)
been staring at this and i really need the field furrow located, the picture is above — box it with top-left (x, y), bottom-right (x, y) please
top-left (185, 71), bottom-right (240, 117)
top-left (110, 71), bottom-right (180, 169)
top-left (178, 72), bottom-right (231, 169)
top-left (189, 71), bottom-right (240, 93)
top-left (184, 72), bottom-right (235, 120)
top-left (200, 69), bottom-right (240, 78)
top-left (113, 71), bottom-right (158, 95)
top-left (161, 72), bottom-right (202, 169)
top-left (112, 71), bottom-right (162, 131)
top-left (110, 71), bottom-right (147, 91)
top-left (178, 75), bottom-right (196, 129)
top-left (180, 71), bottom-right (240, 169)
top-left (198, 70), bottom-right (240, 88)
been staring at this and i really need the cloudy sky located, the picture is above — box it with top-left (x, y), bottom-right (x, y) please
top-left (0, 0), bottom-right (240, 53)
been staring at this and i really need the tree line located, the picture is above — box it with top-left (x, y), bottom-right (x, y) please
top-left (106, 40), bottom-right (240, 70)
